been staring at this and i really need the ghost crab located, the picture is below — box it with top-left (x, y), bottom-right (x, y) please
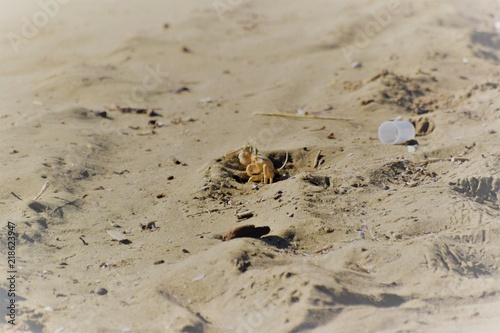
top-left (224, 145), bottom-right (288, 184)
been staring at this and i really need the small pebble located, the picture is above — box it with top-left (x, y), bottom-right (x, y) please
top-left (192, 273), bottom-right (205, 281)
top-left (140, 221), bottom-right (157, 231)
top-left (93, 110), bottom-right (108, 118)
top-left (95, 287), bottom-right (108, 296)
top-left (199, 97), bottom-right (212, 104)
top-left (351, 61), bottom-right (362, 68)
top-left (407, 145), bottom-right (418, 153)
top-left (405, 139), bottom-right (419, 153)
top-left (171, 86), bottom-right (190, 94)
top-left (147, 110), bottom-right (161, 117)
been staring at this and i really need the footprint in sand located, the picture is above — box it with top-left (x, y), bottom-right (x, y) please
top-left (410, 116), bottom-right (435, 136)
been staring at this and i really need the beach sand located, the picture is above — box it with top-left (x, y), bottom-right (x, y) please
top-left (1, 0), bottom-right (499, 332)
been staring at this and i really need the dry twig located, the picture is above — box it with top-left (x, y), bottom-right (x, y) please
top-left (33, 181), bottom-right (50, 200)
top-left (312, 150), bottom-right (322, 168)
top-left (416, 157), bottom-right (470, 166)
top-left (254, 112), bottom-right (352, 122)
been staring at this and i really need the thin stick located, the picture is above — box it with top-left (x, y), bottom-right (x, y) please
top-left (186, 206), bottom-right (234, 217)
top-left (33, 181), bottom-right (50, 200)
top-left (415, 157), bottom-right (470, 166)
top-left (314, 244), bottom-right (334, 254)
top-left (11, 192), bottom-right (23, 201)
top-left (255, 112), bottom-right (352, 122)
top-left (312, 150), bottom-right (322, 168)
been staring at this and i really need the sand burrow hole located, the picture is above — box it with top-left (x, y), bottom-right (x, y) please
top-left (201, 146), bottom-right (345, 188)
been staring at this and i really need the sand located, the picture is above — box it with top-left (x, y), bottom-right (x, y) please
top-left (1, 0), bottom-right (499, 332)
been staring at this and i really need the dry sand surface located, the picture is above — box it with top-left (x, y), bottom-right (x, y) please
top-left (1, 0), bottom-right (500, 332)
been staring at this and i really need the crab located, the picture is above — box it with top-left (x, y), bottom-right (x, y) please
top-left (225, 145), bottom-right (277, 184)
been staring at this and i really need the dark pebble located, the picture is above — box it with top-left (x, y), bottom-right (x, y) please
top-left (96, 287), bottom-right (108, 295)
top-left (172, 86), bottom-right (190, 94)
top-left (147, 110), bottom-right (161, 117)
top-left (405, 139), bottom-right (419, 146)
top-left (93, 110), bottom-right (108, 118)
top-left (221, 225), bottom-right (271, 241)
